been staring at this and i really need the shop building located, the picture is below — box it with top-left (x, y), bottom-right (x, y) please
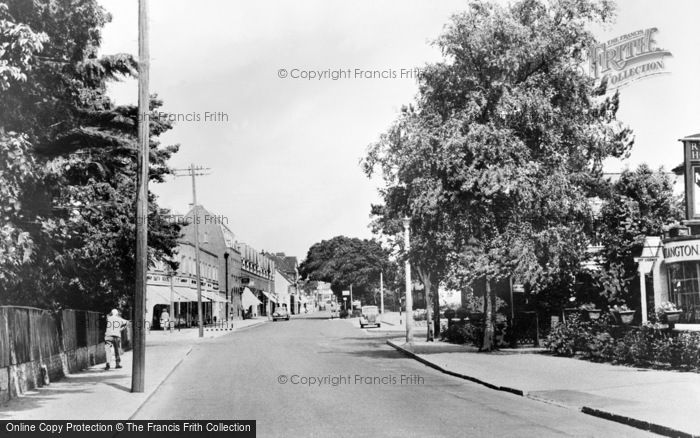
top-left (236, 242), bottom-right (276, 317)
top-left (267, 252), bottom-right (302, 314)
top-left (179, 205), bottom-right (241, 321)
top-left (145, 243), bottom-right (224, 329)
top-left (634, 134), bottom-right (700, 328)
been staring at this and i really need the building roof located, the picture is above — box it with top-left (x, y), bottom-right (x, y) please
top-left (266, 252), bottom-right (298, 278)
top-left (276, 269), bottom-right (296, 285)
top-left (679, 133), bottom-right (700, 141)
top-left (180, 205), bottom-right (239, 254)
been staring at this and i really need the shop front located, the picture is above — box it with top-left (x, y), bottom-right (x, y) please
top-left (241, 287), bottom-right (262, 318)
top-left (146, 284), bottom-right (218, 329)
top-left (658, 237), bottom-right (700, 324)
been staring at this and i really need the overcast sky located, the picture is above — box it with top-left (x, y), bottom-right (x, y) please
top-left (99, 0), bottom-right (700, 260)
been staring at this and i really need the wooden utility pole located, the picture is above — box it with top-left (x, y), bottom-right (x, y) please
top-left (403, 217), bottom-right (413, 343)
top-left (173, 165), bottom-right (211, 338)
top-left (131, 0), bottom-right (149, 393)
top-left (192, 165), bottom-right (203, 336)
top-left (191, 164), bottom-right (204, 338)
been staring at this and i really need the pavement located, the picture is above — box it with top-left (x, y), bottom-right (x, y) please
top-left (133, 311), bottom-right (654, 437)
top-left (387, 338), bottom-right (700, 438)
top-left (0, 317), bottom-right (268, 420)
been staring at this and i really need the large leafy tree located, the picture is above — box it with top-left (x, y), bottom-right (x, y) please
top-left (298, 236), bottom-right (395, 305)
top-left (0, 1), bottom-right (48, 283)
top-left (365, 0), bottom-right (633, 350)
top-left (594, 165), bottom-right (682, 306)
top-left (364, 148), bottom-right (458, 340)
top-left (0, 0), bottom-right (180, 312)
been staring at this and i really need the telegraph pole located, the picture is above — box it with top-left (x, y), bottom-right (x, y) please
top-left (173, 165), bottom-right (211, 338)
top-left (132, 0), bottom-right (149, 393)
top-left (403, 217), bottom-right (413, 344)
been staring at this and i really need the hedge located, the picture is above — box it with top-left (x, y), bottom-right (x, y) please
top-left (544, 314), bottom-right (700, 371)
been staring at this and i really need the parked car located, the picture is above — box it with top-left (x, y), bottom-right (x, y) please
top-left (359, 305), bottom-right (381, 328)
top-left (272, 308), bottom-right (290, 321)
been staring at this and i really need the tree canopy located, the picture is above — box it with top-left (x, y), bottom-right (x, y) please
top-left (298, 236), bottom-right (395, 305)
top-left (364, 0), bottom-right (633, 349)
top-left (594, 165), bottom-right (682, 306)
top-left (0, 0), bottom-right (180, 312)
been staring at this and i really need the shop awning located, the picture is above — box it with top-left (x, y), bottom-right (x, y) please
top-left (242, 287), bottom-right (262, 308)
top-left (146, 285), bottom-right (172, 305)
top-left (262, 291), bottom-right (278, 304)
top-left (202, 290), bottom-right (227, 303)
top-left (172, 286), bottom-right (201, 302)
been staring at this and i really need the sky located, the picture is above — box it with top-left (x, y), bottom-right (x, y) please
top-left (98, 0), bottom-right (700, 260)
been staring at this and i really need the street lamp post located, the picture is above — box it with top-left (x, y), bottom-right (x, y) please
top-left (268, 261), bottom-right (273, 321)
top-left (224, 252), bottom-right (229, 322)
top-left (403, 217), bottom-right (413, 344)
top-left (380, 271), bottom-right (384, 315)
top-left (169, 268), bottom-right (175, 333)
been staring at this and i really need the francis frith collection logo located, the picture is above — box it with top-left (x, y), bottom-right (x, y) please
top-left (588, 28), bottom-right (672, 91)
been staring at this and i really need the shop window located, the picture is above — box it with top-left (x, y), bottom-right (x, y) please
top-left (694, 167), bottom-right (700, 218)
top-left (667, 261), bottom-right (700, 322)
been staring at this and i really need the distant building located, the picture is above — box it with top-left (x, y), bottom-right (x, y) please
top-left (273, 266), bottom-right (292, 313)
top-left (147, 242), bottom-right (221, 329)
top-left (314, 281), bottom-right (333, 310)
top-left (180, 205), bottom-right (242, 321)
top-left (146, 205), bottom-right (287, 325)
top-left (237, 242), bottom-right (275, 317)
top-left (267, 252), bottom-right (305, 314)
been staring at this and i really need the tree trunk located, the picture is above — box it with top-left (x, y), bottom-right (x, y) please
top-left (424, 273), bottom-right (433, 342)
top-left (461, 287), bottom-right (469, 309)
top-left (481, 277), bottom-right (494, 351)
top-left (433, 278), bottom-right (440, 340)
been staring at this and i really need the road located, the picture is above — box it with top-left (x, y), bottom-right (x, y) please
top-left (133, 312), bottom-right (655, 438)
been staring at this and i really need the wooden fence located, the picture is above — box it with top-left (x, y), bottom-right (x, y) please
top-left (0, 306), bottom-right (116, 403)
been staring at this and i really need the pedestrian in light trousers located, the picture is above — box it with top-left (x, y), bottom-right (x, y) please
top-left (104, 309), bottom-right (128, 370)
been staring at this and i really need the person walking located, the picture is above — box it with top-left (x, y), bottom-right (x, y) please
top-left (160, 309), bottom-right (170, 331)
top-left (104, 309), bottom-right (128, 370)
